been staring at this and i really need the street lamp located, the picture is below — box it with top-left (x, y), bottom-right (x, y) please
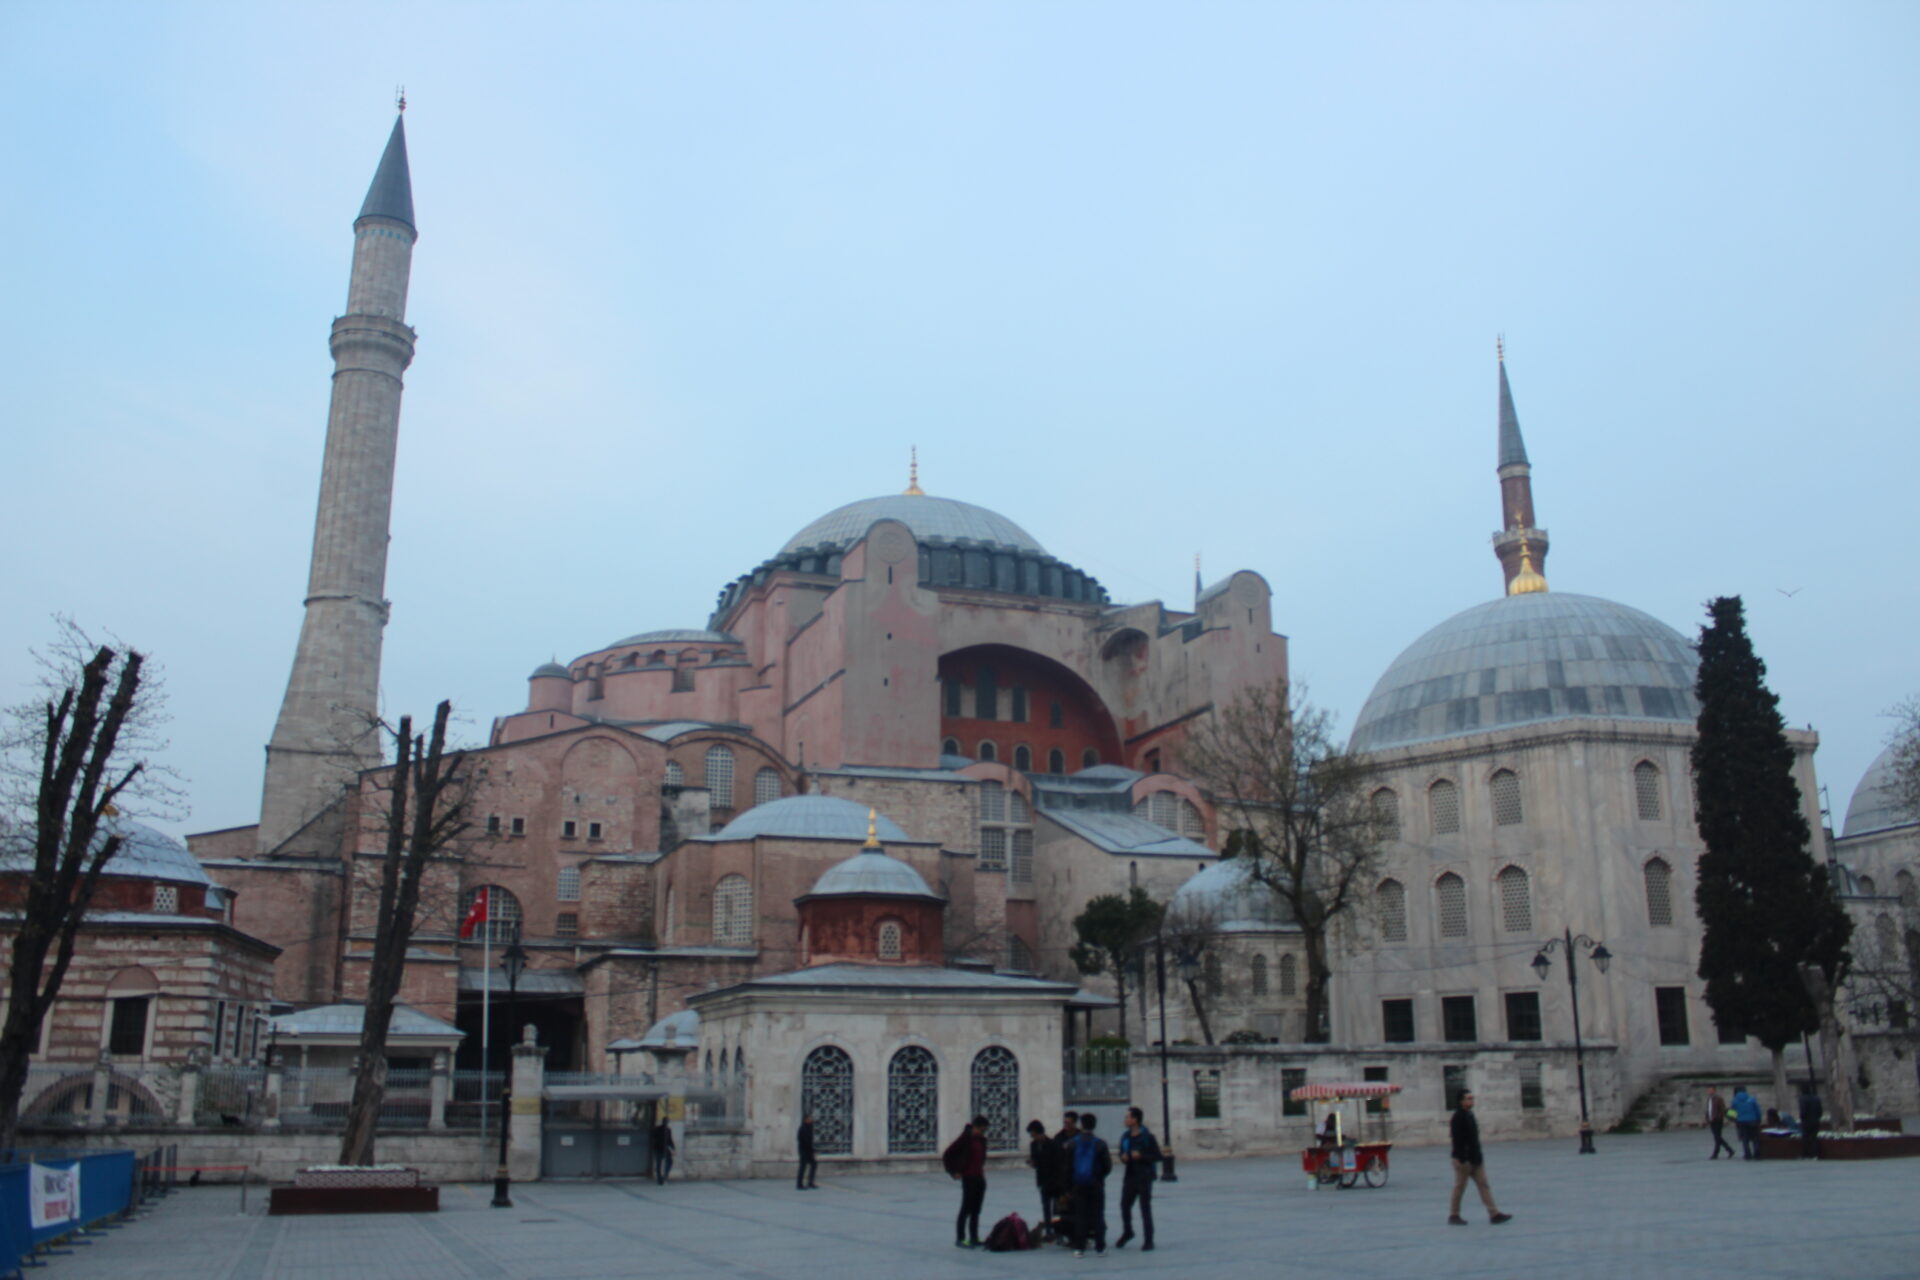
top-left (490, 940), bottom-right (528, 1208)
top-left (1150, 936), bottom-right (1176, 1182)
top-left (1531, 928), bottom-right (1611, 1154)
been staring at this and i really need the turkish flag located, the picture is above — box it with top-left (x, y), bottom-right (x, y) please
top-left (459, 886), bottom-right (489, 939)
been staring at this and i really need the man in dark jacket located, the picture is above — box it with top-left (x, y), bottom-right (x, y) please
top-left (1115, 1106), bottom-right (1160, 1251)
top-left (796, 1115), bottom-right (818, 1190)
top-left (1027, 1120), bottom-right (1061, 1240)
top-left (652, 1114), bottom-right (676, 1184)
top-left (944, 1115), bottom-right (990, 1248)
top-left (1798, 1088), bottom-right (1825, 1160)
top-left (1447, 1091), bottom-right (1512, 1225)
top-left (1067, 1113), bottom-right (1113, 1257)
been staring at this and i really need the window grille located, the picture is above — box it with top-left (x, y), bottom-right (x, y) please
top-left (587, 821), bottom-right (602, 840)
top-left (754, 768), bottom-right (781, 807)
top-left (1281, 1067), bottom-right (1307, 1116)
top-left (486, 815), bottom-right (501, 834)
top-left (713, 875), bottom-right (753, 947)
top-left (1010, 790), bottom-right (1031, 823)
top-left (979, 828), bottom-right (1007, 872)
top-left (970, 1047), bottom-right (1020, 1152)
top-left (1436, 873), bottom-right (1468, 939)
top-left (1519, 1061), bottom-right (1545, 1110)
top-left (979, 741), bottom-right (997, 762)
top-left (556, 912), bottom-right (579, 938)
top-left (152, 884), bottom-right (178, 913)
top-left (1633, 761), bottom-right (1662, 820)
top-left (1496, 866), bottom-right (1532, 933)
top-left (1251, 955), bottom-right (1269, 996)
top-left (557, 867), bottom-right (580, 901)
top-left (886, 1046), bottom-right (939, 1154)
top-left (1429, 780), bottom-right (1460, 834)
top-left (1371, 788), bottom-right (1401, 841)
top-left (664, 760), bottom-right (684, 788)
top-left (980, 782), bottom-right (1006, 822)
top-left (1363, 1065), bottom-right (1389, 1113)
top-left (1179, 800), bottom-right (1205, 840)
top-left (1442, 995), bottom-right (1477, 1042)
top-left (1011, 830), bottom-right (1033, 885)
top-left (562, 820), bottom-right (578, 839)
top-left (704, 746), bottom-right (735, 810)
top-left (1279, 953), bottom-right (1297, 997)
top-left (1013, 745), bottom-right (1032, 772)
top-left (1149, 791), bottom-right (1179, 831)
top-left (511, 816), bottom-right (526, 836)
top-left (468, 885), bottom-right (522, 945)
top-left (877, 919), bottom-right (903, 960)
top-left (1443, 1065), bottom-right (1469, 1109)
top-left (1382, 999), bottom-right (1415, 1043)
top-left (1194, 1069), bottom-right (1221, 1119)
top-left (1006, 935), bottom-right (1034, 970)
top-left (1655, 987), bottom-right (1690, 1045)
top-left (1504, 991), bottom-right (1542, 1041)
top-left (802, 1046), bottom-right (854, 1155)
top-left (1490, 770), bottom-right (1523, 825)
top-left (1377, 879), bottom-right (1408, 942)
top-left (1643, 858), bottom-right (1673, 927)
top-left (108, 997), bottom-right (150, 1056)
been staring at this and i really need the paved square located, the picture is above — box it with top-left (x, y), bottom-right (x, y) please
top-left (38, 1129), bottom-right (1920, 1279)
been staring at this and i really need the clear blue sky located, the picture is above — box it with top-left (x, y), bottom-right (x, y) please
top-left (2, 2), bottom-right (1914, 838)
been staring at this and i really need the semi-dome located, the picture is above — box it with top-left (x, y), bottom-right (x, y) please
top-left (781, 494), bottom-right (1046, 556)
top-left (0, 819), bottom-right (213, 887)
top-left (802, 850), bottom-right (942, 902)
top-left (1350, 592), bottom-right (1700, 753)
top-left (1843, 745), bottom-right (1915, 838)
top-left (715, 795), bottom-right (914, 843)
top-left (1169, 859), bottom-right (1294, 931)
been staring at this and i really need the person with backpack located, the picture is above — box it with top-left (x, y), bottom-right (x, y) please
top-left (944, 1114), bottom-right (991, 1249)
top-left (1026, 1119), bottom-right (1062, 1240)
top-left (1067, 1112), bottom-right (1113, 1257)
top-left (1116, 1106), bottom-right (1160, 1251)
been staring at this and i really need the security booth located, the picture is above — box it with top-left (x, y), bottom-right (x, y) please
top-left (541, 1083), bottom-right (664, 1179)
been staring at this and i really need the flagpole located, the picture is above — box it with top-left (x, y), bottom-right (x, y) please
top-left (481, 889), bottom-right (492, 1126)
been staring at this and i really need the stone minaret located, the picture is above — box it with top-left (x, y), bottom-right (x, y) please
top-left (259, 114), bottom-right (417, 853)
top-left (1490, 340), bottom-right (1550, 595)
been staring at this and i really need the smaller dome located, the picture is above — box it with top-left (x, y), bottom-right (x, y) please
top-left (1843, 745), bottom-right (1916, 838)
top-left (1, 819), bottom-right (212, 888)
top-left (607, 628), bottom-right (738, 648)
top-left (715, 795), bottom-right (913, 843)
top-left (637, 1009), bottom-right (700, 1048)
top-left (1169, 859), bottom-right (1294, 932)
top-left (529, 661), bottom-right (570, 680)
top-left (804, 851), bottom-right (942, 902)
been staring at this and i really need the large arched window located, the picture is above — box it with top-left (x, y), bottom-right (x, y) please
top-left (1371, 788), bottom-right (1401, 841)
top-left (1147, 791), bottom-right (1179, 831)
top-left (1496, 865), bottom-right (1532, 933)
top-left (801, 1046), bottom-right (854, 1155)
top-left (556, 866), bottom-right (581, 902)
top-left (1490, 769), bottom-right (1523, 826)
top-left (1436, 873), bottom-right (1468, 939)
top-left (970, 1046), bottom-right (1020, 1152)
top-left (753, 768), bottom-right (781, 808)
top-left (1377, 879), bottom-right (1408, 942)
top-left (1251, 954), bottom-right (1269, 997)
top-left (664, 760), bottom-right (684, 788)
top-left (887, 1046), bottom-right (939, 1154)
top-left (1429, 779), bottom-right (1461, 835)
top-left (1644, 857), bottom-right (1674, 927)
top-left (1279, 953), bottom-right (1298, 997)
top-left (705, 745), bottom-right (736, 811)
top-left (1633, 761), bottom-right (1663, 821)
top-left (713, 874), bottom-right (753, 947)
top-left (467, 885), bottom-right (522, 945)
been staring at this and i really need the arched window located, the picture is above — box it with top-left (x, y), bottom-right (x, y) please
top-left (877, 919), bottom-right (903, 961)
top-left (1010, 790), bottom-right (1031, 823)
top-left (1251, 954), bottom-right (1269, 997)
top-left (801, 1046), bottom-right (854, 1155)
top-left (713, 874), bottom-right (753, 947)
top-left (664, 760), bottom-right (684, 788)
top-left (981, 782), bottom-right (1006, 822)
top-left (753, 768), bottom-right (781, 807)
top-left (1429, 780), bottom-right (1461, 835)
top-left (886, 1046), bottom-right (939, 1154)
top-left (1644, 857), bottom-right (1674, 927)
top-left (978, 740), bottom-right (997, 763)
top-left (1082, 749), bottom-right (1100, 769)
top-left (1436, 873), bottom-right (1468, 939)
top-left (1496, 865), bottom-right (1532, 933)
top-left (1279, 953), bottom-right (1298, 997)
top-left (467, 885), bottom-right (522, 945)
top-left (705, 745), bottom-right (736, 811)
top-left (1857, 874), bottom-right (1876, 896)
top-left (1371, 788), bottom-right (1401, 841)
top-left (1179, 800), bottom-right (1205, 841)
top-left (1006, 934), bottom-right (1035, 970)
top-left (1048, 749), bottom-right (1066, 775)
top-left (1490, 769), bottom-right (1523, 826)
top-left (1148, 791), bottom-right (1179, 831)
top-left (1204, 951), bottom-right (1223, 996)
top-left (1376, 879), bottom-right (1408, 942)
top-left (942, 738), bottom-right (961, 757)
top-left (1633, 761), bottom-right (1663, 821)
top-left (970, 1047), bottom-right (1020, 1152)
top-left (1013, 745), bottom-right (1032, 772)
top-left (1898, 869), bottom-right (1917, 905)
top-left (556, 866), bottom-right (580, 902)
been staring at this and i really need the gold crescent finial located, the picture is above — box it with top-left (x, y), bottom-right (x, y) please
top-left (396, 85), bottom-right (407, 114)
top-left (1496, 333), bottom-right (1505, 363)
top-left (1508, 530), bottom-right (1549, 595)
top-left (864, 807), bottom-right (882, 848)
top-left (904, 447), bottom-right (924, 496)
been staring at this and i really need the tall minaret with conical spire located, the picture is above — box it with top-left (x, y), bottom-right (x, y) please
top-left (259, 109), bottom-right (418, 853)
top-left (1490, 339), bottom-right (1550, 595)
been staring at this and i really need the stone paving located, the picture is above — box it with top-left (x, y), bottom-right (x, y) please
top-left (37, 1128), bottom-right (1920, 1279)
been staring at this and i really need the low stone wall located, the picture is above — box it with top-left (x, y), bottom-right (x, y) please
top-left (1131, 1043), bottom-right (1623, 1160)
top-left (21, 1128), bottom-right (497, 1184)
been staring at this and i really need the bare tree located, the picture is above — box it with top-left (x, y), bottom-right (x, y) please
top-left (1180, 682), bottom-right (1384, 1045)
top-left (1886, 695), bottom-right (1920, 828)
top-left (1842, 893), bottom-right (1920, 1114)
top-left (1154, 896), bottom-right (1225, 1045)
top-left (0, 624), bottom-right (175, 1152)
top-left (338, 701), bottom-right (472, 1166)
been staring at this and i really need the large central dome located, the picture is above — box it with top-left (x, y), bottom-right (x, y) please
top-left (781, 494), bottom-right (1046, 556)
top-left (1350, 592), bottom-right (1700, 753)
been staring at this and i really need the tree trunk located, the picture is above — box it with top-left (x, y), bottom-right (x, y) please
top-left (1303, 929), bottom-right (1332, 1045)
top-left (1183, 978), bottom-right (1215, 1045)
top-left (1114, 965), bottom-right (1129, 1043)
top-left (337, 1054), bottom-right (388, 1167)
top-left (1798, 963), bottom-right (1857, 1130)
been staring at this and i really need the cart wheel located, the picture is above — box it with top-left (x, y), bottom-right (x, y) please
top-left (1361, 1156), bottom-right (1388, 1188)
top-left (1338, 1166), bottom-right (1359, 1189)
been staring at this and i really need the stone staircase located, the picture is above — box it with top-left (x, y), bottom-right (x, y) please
top-left (1612, 1073), bottom-right (1750, 1134)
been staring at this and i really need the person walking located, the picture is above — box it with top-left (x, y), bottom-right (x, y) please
top-left (652, 1113), bottom-right (676, 1184)
top-left (1115, 1106), bottom-right (1160, 1252)
top-left (1446, 1091), bottom-right (1512, 1226)
top-left (1731, 1087), bottom-right (1762, 1160)
top-left (1067, 1112), bottom-right (1113, 1257)
top-left (796, 1114), bottom-right (819, 1189)
top-left (1027, 1120), bottom-right (1062, 1240)
top-left (1798, 1087), bottom-right (1825, 1161)
top-left (1705, 1088), bottom-right (1735, 1160)
top-left (944, 1115), bottom-right (990, 1249)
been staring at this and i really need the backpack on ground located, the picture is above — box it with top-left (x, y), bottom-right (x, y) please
top-left (1072, 1133), bottom-right (1099, 1186)
top-left (985, 1212), bottom-right (1032, 1252)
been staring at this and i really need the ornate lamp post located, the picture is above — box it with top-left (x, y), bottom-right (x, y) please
top-left (1531, 929), bottom-right (1612, 1154)
top-left (490, 940), bottom-right (528, 1208)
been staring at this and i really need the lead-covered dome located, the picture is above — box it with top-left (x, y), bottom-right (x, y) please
top-left (1169, 859), bottom-right (1295, 931)
top-left (1351, 592), bottom-right (1699, 753)
top-left (0, 819), bottom-right (214, 887)
top-left (803, 850), bottom-right (943, 902)
top-left (714, 795), bottom-right (913, 843)
top-left (782, 494), bottom-right (1046, 556)
top-left (1843, 745), bottom-right (1915, 838)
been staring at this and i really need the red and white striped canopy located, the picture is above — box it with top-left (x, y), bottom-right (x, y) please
top-left (1288, 1081), bottom-right (1403, 1101)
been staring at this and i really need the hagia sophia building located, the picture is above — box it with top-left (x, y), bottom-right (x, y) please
top-left (150, 112), bottom-right (1919, 1137)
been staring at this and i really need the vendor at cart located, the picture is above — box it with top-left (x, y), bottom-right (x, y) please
top-left (1316, 1110), bottom-right (1343, 1147)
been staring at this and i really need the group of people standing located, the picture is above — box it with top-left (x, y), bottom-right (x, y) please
top-left (1012, 1107), bottom-right (1161, 1255)
top-left (1707, 1085), bottom-right (1826, 1161)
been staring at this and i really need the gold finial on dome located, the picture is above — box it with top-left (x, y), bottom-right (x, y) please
top-left (904, 447), bottom-right (925, 496)
top-left (1508, 531), bottom-right (1549, 595)
top-left (864, 807), bottom-right (882, 849)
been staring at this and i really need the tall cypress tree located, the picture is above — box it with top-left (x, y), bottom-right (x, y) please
top-left (1692, 596), bottom-right (1851, 1106)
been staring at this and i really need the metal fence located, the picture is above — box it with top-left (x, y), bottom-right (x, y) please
top-left (686, 1077), bottom-right (746, 1132)
top-left (275, 1065), bottom-right (433, 1129)
top-left (17, 1066), bottom-right (93, 1129)
top-left (447, 1069), bottom-right (503, 1132)
top-left (1063, 1047), bottom-right (1130, 1103)
top-left (196, 1064), bottom-right (266, 1125)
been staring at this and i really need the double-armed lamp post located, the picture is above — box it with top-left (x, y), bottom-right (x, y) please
top-left (490, 941), bottom-right (528, 1208)
top-left (1530, 928), bottom-right (1612, 1154)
